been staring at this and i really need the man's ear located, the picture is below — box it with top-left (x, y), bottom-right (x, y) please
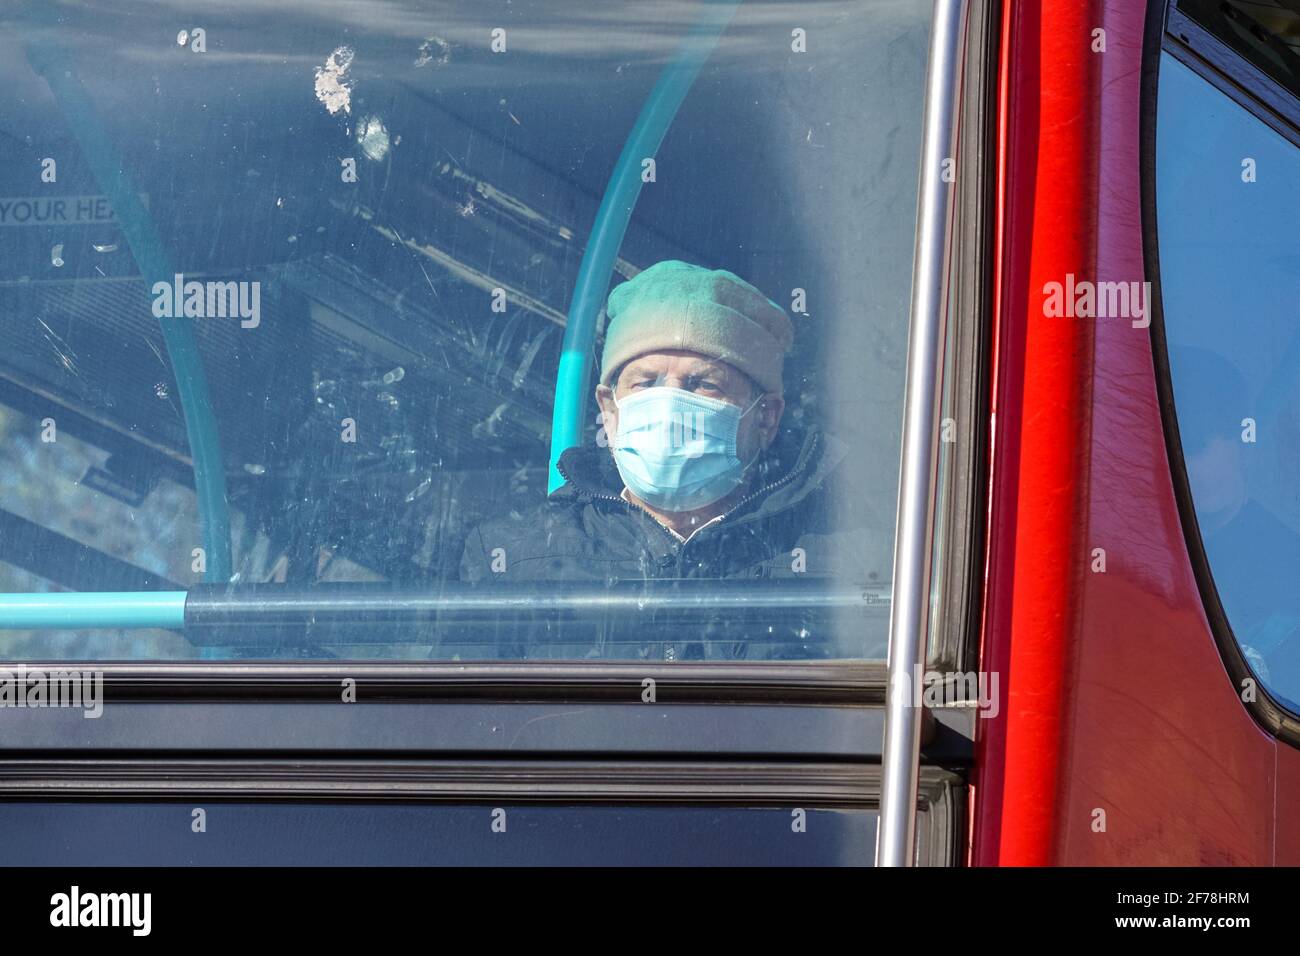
top-left (757, 393), bottom-right (785, 447)
top-left (595, 384), bottom-right (618, 441)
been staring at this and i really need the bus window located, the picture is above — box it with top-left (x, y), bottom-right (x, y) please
top-left (1157, 52), bottom-right (1300, 708)
top-left (0, 0), bottom-right (932, 661)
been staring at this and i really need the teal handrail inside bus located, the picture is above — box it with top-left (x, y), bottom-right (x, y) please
top-left (548, 1), bottom-right (739, 492)
top-left (0, 592), bottom-right (188, 631)
top-left (20, 27), bottom-right (234, 586)
top-left (0, 582), bottom-right (881, 633)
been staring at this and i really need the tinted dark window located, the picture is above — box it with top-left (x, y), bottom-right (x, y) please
top-left (0, 802), bottom-right (875, 866)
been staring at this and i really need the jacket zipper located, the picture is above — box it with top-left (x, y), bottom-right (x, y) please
top-left (554, 456), bottom-right (683, 552)
top-left (554, 456), bottom-right (681, 659)
top-left (701, 431), bottom-right (820, 534)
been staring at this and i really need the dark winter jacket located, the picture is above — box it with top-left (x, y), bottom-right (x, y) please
top-left (458, 427), bottom-right (885, 660)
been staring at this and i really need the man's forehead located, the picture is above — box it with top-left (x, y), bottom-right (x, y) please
top-left (621, 352), bottom-right (736, 377)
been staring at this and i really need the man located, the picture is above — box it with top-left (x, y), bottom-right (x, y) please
top-left (460, 259), bottom-right (877, 659)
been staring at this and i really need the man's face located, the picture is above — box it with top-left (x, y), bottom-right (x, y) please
top-left (1185, 434), bottom-right (1246, 528)
top-left (595, 350), bottom-right (784, 464)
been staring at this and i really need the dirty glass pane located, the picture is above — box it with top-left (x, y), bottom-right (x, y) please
top-left (0, 0), bottom-right (930, 661)
top-left (1158, 53), bottom-right (1300, 707)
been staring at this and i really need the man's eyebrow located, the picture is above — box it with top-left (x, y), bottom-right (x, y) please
top-left (683, 363), bottom-right (730, 378)
top-left (622, 364), bottom-right (659, 379)
top-left (619, 361), bottom-right (735, 382)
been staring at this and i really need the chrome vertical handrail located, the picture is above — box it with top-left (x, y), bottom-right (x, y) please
top-left (876, 0), bottom-right (969, 867)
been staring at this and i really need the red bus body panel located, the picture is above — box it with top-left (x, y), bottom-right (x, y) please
top-left (972, 0), bottom-right (1294, 866)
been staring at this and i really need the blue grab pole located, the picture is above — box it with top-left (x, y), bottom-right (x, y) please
top-left (548, 1), bottom-right (740, 492)
top-left (0, 592), bottom-right (188, 630)
top-left (20, 28), bottom-right (233, 585)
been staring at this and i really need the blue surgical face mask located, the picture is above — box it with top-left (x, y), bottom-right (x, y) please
top-left (609, 386), bottom-right (762, 512)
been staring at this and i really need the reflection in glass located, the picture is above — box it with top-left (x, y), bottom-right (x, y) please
top-left (0, 1), bottom-right (930, 661)
top-left (1159, 53), bottom-right (1300, 706)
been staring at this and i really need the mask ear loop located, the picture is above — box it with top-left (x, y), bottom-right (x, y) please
top-left (735, 390), bottom-right (771, 475)
top-left (739, 391), bottom-right (765, 419)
